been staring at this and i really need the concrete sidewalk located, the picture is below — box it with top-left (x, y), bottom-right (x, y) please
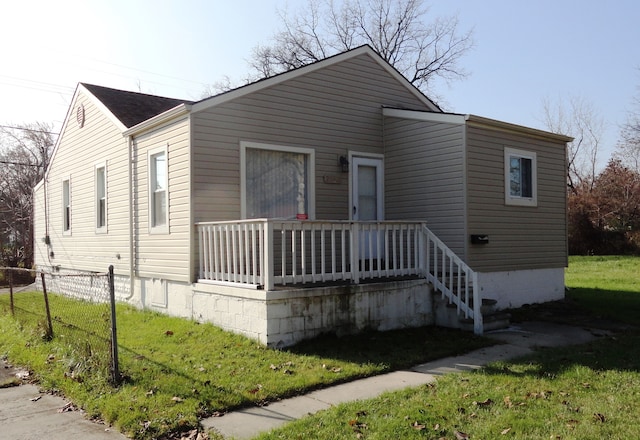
top-left (0, 364), bottom-right (126, 439)
top-left (0, 321), bottom-right (609, 439)
top-left (202, 321), bottom-right (610, 439)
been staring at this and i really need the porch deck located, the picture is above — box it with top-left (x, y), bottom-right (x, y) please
top-left (196, 219), bottom-right (483, 334)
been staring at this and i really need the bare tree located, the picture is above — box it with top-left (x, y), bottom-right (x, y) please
top-left (616, 78), bottom-right (640, 172)
top-left (541, 95), bottom-right (605, 193)
top-left (0, 122), bottom-right (55, 268)
top-left (249, 0), bottom-right (474, 100)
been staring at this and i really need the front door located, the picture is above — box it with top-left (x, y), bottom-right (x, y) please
top-left (352, 156), bottom-right (383, 259)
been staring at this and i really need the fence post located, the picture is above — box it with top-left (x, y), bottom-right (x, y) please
top-left (40, 272), bottom-right (54, 340)
top-left (8, 269), bottom-right (14, 316)
top-left (108, 265), bottom-right (121, 384)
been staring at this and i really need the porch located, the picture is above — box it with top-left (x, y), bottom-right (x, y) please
top-left (196, 219), bottom-right (484, 341)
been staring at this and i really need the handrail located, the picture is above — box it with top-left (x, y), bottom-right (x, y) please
top-left (421, 225), bottom-right (483, 334)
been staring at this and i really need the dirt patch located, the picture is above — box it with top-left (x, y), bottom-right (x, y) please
top-left (0, 357), bottom-right (29, 388)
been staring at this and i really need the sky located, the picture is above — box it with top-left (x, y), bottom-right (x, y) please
top-left (1, 0), bottom-right (639, 167)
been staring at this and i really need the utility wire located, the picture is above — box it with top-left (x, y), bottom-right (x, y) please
top-left (0, 124), bottom-right (59, 135)
top-left (0, 159), bottom-right (42, 167)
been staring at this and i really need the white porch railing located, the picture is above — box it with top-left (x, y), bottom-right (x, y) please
top-left (196, 219), bottom-right (482, 334)
top-left (422, 225), bottom-right (482, 334)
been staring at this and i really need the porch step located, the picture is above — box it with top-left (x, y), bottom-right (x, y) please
top-left (434, 295), bottom-right (510, 333)
top-left (459, 311), bottom-right (511, 333)
top-left (443, 297), bottom-right (497, 315)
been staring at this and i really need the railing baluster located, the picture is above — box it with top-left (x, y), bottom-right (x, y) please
top-left (321, 224), bottom-right (327, 282)
top-left (291, 224), bottom-right (297, 282)
top-left (311, 224), bottom-right (317, 282)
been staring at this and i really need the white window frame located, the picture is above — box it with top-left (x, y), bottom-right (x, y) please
top-left (504, 147), bottom-right (537, 207)
top-left (95, 163), bottom-right (107, 233)
top-left (148, 145), bottom-right (169, 234)
top-left (240, 141), bottom-right (316, 220)
top-left (62, 177), bottom-right (71, 235)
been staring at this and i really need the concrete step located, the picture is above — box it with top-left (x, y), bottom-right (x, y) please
top-left (460, 311), bottom-right (511, 333)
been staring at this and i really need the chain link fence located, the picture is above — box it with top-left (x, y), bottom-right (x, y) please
top-left (0, 266), bottom-right (119, 384)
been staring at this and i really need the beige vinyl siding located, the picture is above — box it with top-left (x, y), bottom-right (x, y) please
top-left (132, 116), bottom-right (191, 282)
top-left (36, 91), bottom-right (130, 275)
top-left (192, 53), bottom-right (432, 226)
top-left (384, 117), bottom-right (466, 255)
top-left (466, 125), bottom-right (567, 272)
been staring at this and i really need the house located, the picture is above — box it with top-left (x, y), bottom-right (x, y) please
top-left (33, 45), bottom-right (571, 347)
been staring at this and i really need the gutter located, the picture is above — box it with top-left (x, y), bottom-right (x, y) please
top-left (123, 104), bottom-right (192, 137)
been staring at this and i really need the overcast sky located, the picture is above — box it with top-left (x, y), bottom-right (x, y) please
top-left (2, 0), bottom-right (638, 167)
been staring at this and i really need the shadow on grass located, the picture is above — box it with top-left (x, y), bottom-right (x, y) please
top-left (490, 286), bottom-right (640, 377)
top-left (287, 325), bottom-right (494, 371)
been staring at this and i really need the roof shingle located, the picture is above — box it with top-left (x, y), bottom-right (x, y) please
top-left (82, 83), bottom-right (193, 128)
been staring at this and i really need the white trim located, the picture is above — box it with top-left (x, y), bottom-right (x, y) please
top-left (148, 144), bottom-right (169, 234)
top-left (95, 162), bottom-right (107, 234)
top-left (122, 104), bottom-right (191, 137)
top-left (62, 176), bottom-right (71, 236)
top-left (504, 147), bottom-right (537, 207)
top-left (240, 141), bottom-right (316, 220)
top-left (382, 108), bottom-right (465, 125)
top-left (193, 46), bottom-right (439, 114)
top-left (348, 152), bottom-right (384, 221)
top-left (81, 84), bottom-right (128, 132)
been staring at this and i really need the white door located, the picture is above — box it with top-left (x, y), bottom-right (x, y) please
top-left (352, 157), bottom-right (383, 259)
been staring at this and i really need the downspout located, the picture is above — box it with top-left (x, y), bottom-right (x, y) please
top-left (126, 134), bottom-right (135, 300)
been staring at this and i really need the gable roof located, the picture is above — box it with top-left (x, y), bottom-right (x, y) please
top-left (191, 45), bottom-right (441, 114)
top-left (82, 83), bottom-right (193, 128)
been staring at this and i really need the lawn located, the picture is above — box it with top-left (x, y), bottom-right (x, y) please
top-left (255, 255), bottom-right (640, 440)
top-left (0, 290), bottom-right (490, 439)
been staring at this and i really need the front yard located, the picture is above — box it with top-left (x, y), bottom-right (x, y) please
top-left (1, 256), bottom-right (638, 439)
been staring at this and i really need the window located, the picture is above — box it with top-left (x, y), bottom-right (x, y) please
top-left (62, 178), bottom-right (71, 234)
top-left (95, 164), bottom-right (107, 231)
top-left (241, 142), bottom-right (315, 219)
top-left (149, 148), bottom-right (168, 231)
top-left (505, 148), bottom-right (537, 206)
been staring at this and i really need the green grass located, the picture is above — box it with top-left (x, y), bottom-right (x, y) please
top-left (257, 256), bottom-right (640, 440)
top-left (0, 292), bottom-right (490, 439)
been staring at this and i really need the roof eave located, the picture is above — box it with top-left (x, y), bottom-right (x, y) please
top-left (192, 45), bottom-right (440, 114)
top-left (122, 103), bottom-right (192, 137)
top-left (465, 114), bottom-right (574, 143)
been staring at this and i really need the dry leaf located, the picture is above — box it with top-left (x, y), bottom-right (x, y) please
top-left (593, 413), bottom-right (606, 423)
top-left (165, 330), bottom-right (174, 336)
top-left (501, 427), bottom-right (511, 435)
top-left (172, 396), bottom-right (183, 402)
top-left (504, 396), bottom-right (513, 408)
top-left (473, 398), bottom-right (494, 407)
top-left (412, 421), bottom-right (426, 430)
top-left (454, 430), bottom-right (470, 440)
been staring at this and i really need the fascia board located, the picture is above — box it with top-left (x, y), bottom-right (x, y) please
top-left (122, 104), bottom-right (192, 137)
top-left (465, 114), bottom-right (574, 143)
top-left (192, 46), bottom-right (439, 114)
top-left (383, 107), bottom-right (466, 125)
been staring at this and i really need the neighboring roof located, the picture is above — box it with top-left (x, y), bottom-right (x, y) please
top-left (192, 45), bottom-right (441, 114)
top-left (81, 83), bottom-right (193, 128)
